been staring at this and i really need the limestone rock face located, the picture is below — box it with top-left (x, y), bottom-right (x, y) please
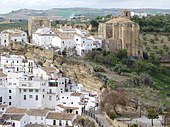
top-left (54, 59), bottom-right (103, 92)
top-left (98, 11), bottom-right (140, 56)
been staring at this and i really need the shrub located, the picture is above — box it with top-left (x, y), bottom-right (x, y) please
top-left (106, 110), bottom-right (115, 120)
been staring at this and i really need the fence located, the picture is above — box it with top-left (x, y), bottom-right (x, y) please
top-left (82, 109), bottom-right (105, 127)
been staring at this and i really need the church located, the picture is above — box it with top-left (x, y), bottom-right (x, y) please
top-left (98, 9), bottom-right (140, 56)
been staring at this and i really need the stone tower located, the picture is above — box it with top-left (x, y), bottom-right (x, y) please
top-left (28, 16), bottom-right (51, 41)
top-left (98, 9), bottom-right (140, 56)
top-left (122, 9), bottom-right (131, 19)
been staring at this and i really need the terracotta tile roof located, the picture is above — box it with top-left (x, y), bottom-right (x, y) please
top-left (57, 34), bottom-right (74, 39)
top-left (0, 71), bottom-right (7, 77)
top-left (71, 92), bottom-right (82, 97)
top-left (2, 114), bottom-right (24, 121)
top-left (26, 109), bottom-right (49, 116)
top-left (47, 112), bottom-right (75, 120)
top-left (106, 17), bottom-right (133, 24)
top-left (92, 35), bottom-right (102, 39)
top-left (5, 107), bottom-right (27, 114)
top-left (24, 124), bottom-right (47, 127)
top-left (57, 104), bottom-right (79, 110)
top-left (0, 104), bottom-right (8, 108)
top-left (42, 67), bottom-right (56, 74)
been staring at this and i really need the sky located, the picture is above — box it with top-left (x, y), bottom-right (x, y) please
top-left (1, 0), bottom-right (170, 13)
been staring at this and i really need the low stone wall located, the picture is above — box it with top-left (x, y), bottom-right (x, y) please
top-left (104, 112), bottom-right (129, 127)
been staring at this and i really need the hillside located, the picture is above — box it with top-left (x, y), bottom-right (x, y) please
top-left (0, 8), bottom-right (170, 20)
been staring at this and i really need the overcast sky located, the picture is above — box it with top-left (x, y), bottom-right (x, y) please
top-left (1, 0), bottom-right (170, 13)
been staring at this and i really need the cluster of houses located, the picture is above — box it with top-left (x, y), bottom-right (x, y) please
top-left (0, 54), bottom-right (99, 127)
top-left (0, 26), bottom-right (102, 56)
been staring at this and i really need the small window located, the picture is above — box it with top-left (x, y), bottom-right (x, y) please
top-left (24, 95), bottom-right (26, 100)
top-left (9, 102), bottom-right (11, 105)
top-left (35, 95), bottom-right (38, 100)
top-left (71, 102), bottom-right (73, 104)
top-left (35, 90), bottom-right (39, 92)
top-left (76, 39), bottom-right (78, 41)
top-left (23, 89), bottom-right (27, 92)
top-left (9, 90), bottom-right (11, 93)
top-left (29, 89), bottom-right (33, 92)
top-left (4, 40), bottom-right (6, 42)
top-left (29, 95), bottom-right (33, 98)
top-left (9, 96), bottom-right (11, 99)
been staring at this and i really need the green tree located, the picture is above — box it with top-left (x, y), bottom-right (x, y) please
top-left (147, 108), bottom-right (159, 126)
top-left (114, 64), bottom-right (130, 75)
top-left (90, 20), bottom-right (99, 28)
top-left (116, 49), bottom-right (128, 60)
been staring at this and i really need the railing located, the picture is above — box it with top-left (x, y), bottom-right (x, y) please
top-left (82, 108), bottom-right (105, 127)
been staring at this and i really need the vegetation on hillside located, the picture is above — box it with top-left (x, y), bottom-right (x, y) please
top-left (132, 15), bottom-right (170, 32)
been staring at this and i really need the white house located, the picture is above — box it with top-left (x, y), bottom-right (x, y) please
top-left (3, 107), bottom-right (29, 127)
top-left (18, 76), bottom-right (47, 109)
top-left (26, 109), bottom-right (49, 125)
top-left (88, 35), bottom-right (103, 49)
top-left (32, 27), bottom-right (55, 46)
top-left (0, 29), bottom-right (27, 47)
top-left (46, 112), bottom-right (77, 127)
top-left (74, 34), bottom-right (95, 56)
top-left (0, 55), bottom-right (25, 72)
top-left (52, 34), bottom-right (75, 51)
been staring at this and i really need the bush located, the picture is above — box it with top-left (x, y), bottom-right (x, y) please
top-left (106, 110), bottom-right (115, 120)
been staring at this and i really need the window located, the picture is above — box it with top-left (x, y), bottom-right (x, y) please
top-left (23, 89), bottom-right (27, 92)
top-left (35, 90), bottom-right (39, 92)
top-left (53, 120), bottom-right (56, 125)
top-left (71, 102), bottom-right (73, 104)
top-left (24, 95), bottom-right (26, 100)
top-left (43, 95), bottom-right (44, 98)
top-left (66, 120), bottom-right (68, 125)
top-left (29, 89), bottom-right (33, 92)
top-left (0, 97), bottom-right (2, 102)
top-left (42, 89), bottom-right (45, 92)
top-left (67, 97), bottom-right (69, 99)
top-left (4, 40), bottom-right (6, 42)
top-left (9, 96), bottom-right (11, 99)
top-left (14, 39), bottom-right (17, 42)
top-left (13, 83), bottom-right (16, 85)
top-left (16, 67), bottom-right (19, 72)
top-left (59, 120), bottom-right (62, 125)
top-left (76, 39), bottom-right (78, 41)
top-left (17, 61), bottom-right (19, 63)
top-left (35, 95), bottom-right (38, 100)
top-left (9, 90), bottom-right (11, 93)
top-left (9, 102), bottom-right (11, 105)
top-left (6, 60), bottom-right (8, 63)
top-left (29, 95), bottom-right (33, 98)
